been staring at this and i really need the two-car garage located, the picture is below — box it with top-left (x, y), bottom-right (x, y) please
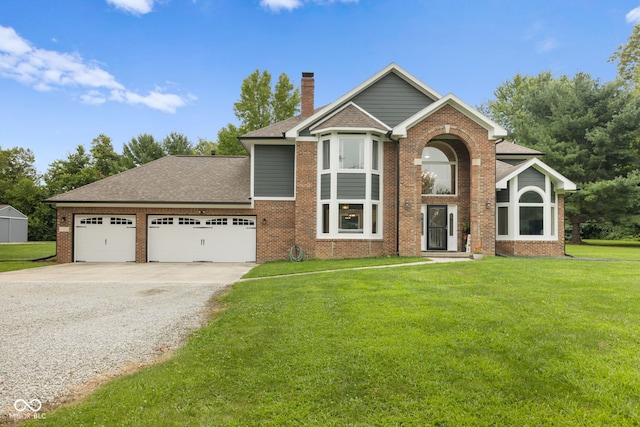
top-left (74, 215), bottom-right (256, 263)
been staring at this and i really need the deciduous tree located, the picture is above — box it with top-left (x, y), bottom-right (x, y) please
top-left (216, 69), bottom-right (300, 155)
top-left (216, 124), bottom-right (246, 156)
top-left (45, 145), bottom-right (101, 195)
top-left (193, 137), bottom-right (218, 156)
top-left (162, 132), bottom-right (194, 155)
top-left (90, 134), bottom-right (124, 177)
top-left (122, 133), bottom-right (164, 168)
top-left (610, 24), bottom-right (640, 93)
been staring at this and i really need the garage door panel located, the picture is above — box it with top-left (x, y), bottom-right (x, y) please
top-left (147, 215), bottom-right (255, 263)
top-left (74, 216), bottom-right (136, 262)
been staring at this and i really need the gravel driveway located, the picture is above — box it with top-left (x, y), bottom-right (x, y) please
top-left (0, 263), bottom-right (254, 422)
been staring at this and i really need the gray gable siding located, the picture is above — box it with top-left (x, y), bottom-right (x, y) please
top-left (254, 145), bottom-right (295, 198)
top-left (518, 167), bottom-right (546, 192)
top-left (299, 72), bottom-right (436, 136)
top-left (351, 73), bottom-right (435, 127)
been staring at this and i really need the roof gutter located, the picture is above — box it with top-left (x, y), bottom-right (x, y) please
top-left (45, 201), bottom-right (254, 209)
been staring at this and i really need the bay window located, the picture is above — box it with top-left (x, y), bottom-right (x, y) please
top-left (317, 132), bottom-right (382, 239)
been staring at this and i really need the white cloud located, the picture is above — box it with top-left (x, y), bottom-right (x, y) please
top-left (80, 90), bottom-right (108, 105)
top-left (0, 25), bottom-right (189, 113)
top-left (110, 88), bottom-right (187, 113)
top-left (106, 0), bottom-right (155, 15)
top-left (626, 7), bottom-right (640, 24)
top-left (260, 0), bottom-right (358, 12)
top-left (260, 0), bottom-right (302, 11)
top-left (0, 26), bottom-right (32, 55)
top-left (537, 38), bottom-right (558, 53)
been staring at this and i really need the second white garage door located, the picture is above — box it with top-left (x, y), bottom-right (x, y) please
top-left (147, 215), bottom-right (256, 263)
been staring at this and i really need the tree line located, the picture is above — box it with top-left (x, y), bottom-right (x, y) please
top-left (2, 25), bottom-right (640, 242)
top-left (0, 133), bottom-right (211, 241)
top-left (0, 70), bottom-right (300, 241)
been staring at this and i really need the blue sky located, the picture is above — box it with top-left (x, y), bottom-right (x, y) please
top-left (0, 0), bottom-right (639, 174)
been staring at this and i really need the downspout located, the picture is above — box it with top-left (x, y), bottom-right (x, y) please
top-left (387, 130), bottom-right (401, 256)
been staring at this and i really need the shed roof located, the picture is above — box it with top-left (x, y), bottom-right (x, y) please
top-left (46, 156), bottom-right (251, 205)
top-left (0, 205), bottom-right (27, 218)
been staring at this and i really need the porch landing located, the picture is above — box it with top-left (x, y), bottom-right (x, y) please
top-left (422, 251), bottom-right (472, 259)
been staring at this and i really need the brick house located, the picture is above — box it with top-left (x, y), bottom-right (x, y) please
top-left (47, 63), bottom-right (576, 263)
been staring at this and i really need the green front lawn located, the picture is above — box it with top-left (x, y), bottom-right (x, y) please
top-left (566, 239), bottom-right (640, 260)
top-left (0, 242), bottom-right (56, 272)
top-left (29, 256), bottom-right (640, 426)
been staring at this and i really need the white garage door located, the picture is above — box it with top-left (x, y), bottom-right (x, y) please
top-left (74, 215), bottom-right (136, 262)
top-left (147, 216), bottom-right (256, 263)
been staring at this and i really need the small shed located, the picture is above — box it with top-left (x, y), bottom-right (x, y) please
top-left (0, 205), bottom-right (28, 242)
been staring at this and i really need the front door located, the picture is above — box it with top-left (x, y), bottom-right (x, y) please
top-left (421, 205), bottom-right (458, 252)
top-left (427, 205), bottom-right (447, 250)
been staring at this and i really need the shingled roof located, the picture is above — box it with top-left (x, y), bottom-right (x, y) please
top-left (310, 103), bottom-right (391, 133)
top-left (46, 156), bottom-right (251, 204)
top-left (496, 160), bottom-right (524, 182)
top-left (241, 115), bottom-right (305, 138)
top-left (495, 140), bottom-right (543, 156)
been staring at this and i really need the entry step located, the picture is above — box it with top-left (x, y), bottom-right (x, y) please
top-left (421, 251), bottom-right (471, 259)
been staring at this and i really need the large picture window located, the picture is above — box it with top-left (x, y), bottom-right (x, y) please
top-left (339, 204), bottom-right (363, 233)
top-left (422, 143), bottom-right (457, 195)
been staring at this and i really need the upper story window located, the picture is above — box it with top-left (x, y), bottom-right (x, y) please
top-left (422, 143), bottom-right (457, 195)
top-left (372, 140), bottom-right (379, 171)
top-left (339, 137), bottom-right (365, 169)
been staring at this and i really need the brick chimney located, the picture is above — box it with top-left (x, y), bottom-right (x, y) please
top-left (301, 72), bottom-right (314, 117)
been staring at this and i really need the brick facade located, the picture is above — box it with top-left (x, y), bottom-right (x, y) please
top-left (399, 105), bottom-right (496, 256)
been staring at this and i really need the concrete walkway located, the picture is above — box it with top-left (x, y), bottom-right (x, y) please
top-left (240, 257), bottom-right (471, 281)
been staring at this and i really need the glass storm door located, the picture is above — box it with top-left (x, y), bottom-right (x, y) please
top-left (427, 205), bottom-right (447, 250)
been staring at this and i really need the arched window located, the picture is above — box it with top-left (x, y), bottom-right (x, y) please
top-left (496, 168), bottom-right (560, 241)
top-left (422, 143), bottom-right (457, 195)
top-left (519, 190), bottom-right (544, 235)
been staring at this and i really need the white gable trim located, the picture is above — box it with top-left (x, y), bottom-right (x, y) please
top-left (392, 93), bottom-right (508, 140)
top-left (286, 63), bottom-right (442, 139)
top-left (496, 158), bottom-right (578, 193)
top-left (309, 102), bottom-right (391, 135)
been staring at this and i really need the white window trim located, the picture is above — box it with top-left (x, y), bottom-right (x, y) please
top-left (496, 176), bottom-right (558, 241)
top-left (317, 132), bottom-right (383, 239)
